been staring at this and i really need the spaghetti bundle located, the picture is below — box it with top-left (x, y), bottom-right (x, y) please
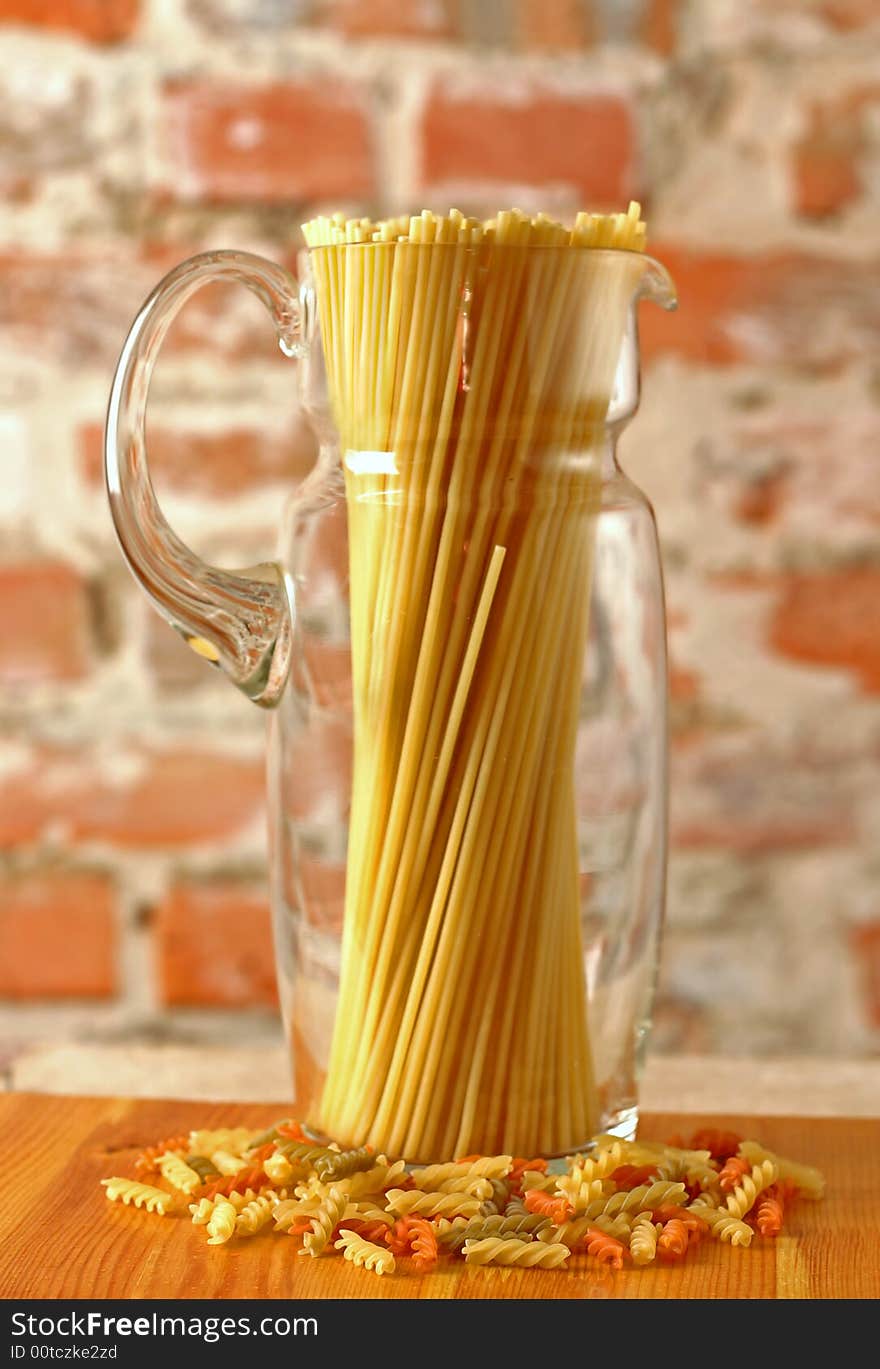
top-left (302, 205), bottom-right (649, 1160)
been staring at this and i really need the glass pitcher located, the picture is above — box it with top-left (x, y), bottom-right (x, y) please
top-left (105, 225), bottom-right (676, 1161)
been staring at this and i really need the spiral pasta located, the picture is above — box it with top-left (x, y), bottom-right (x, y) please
top-left (302, 1186), bottom-right (349, 1258)
top-left (581, 1228), bottom-right (625, 1269)
top-left (657, 1217), bottom-right (689, 1261)
top-left (754, 1185), bottom-right (785, 1238)
top-left (206, 1199), bottom-right (237, 1246)
top-left (236, 1192), bottom-right (281, 1237)
top-left (211, 1150), bottom-right (248, 1176)
top-left (133, 1135), bottom-right (188, 1175)
top-left (101, 1178), bottom-right (174, 1214)
top-left (435, 1212), bottom-right (552, 1250)
top-left (263, 1152), bottom-right (297, 1186)
top-left (738, 1142), bottom-right (825, 1200)
top-left (189, 1128), bottom-right (255, 1157)
top-left (98, 1112), bottom-right (826, 1282)
top-left (688, 1200), bottom-right (753, 1246)
top-left (409, 1156), bottom-right (512, 1188)
top-left (312, 1146), bottom-right (374, 1183)
top-left (334, 1229), bottom-right (395, 1275)
top-left (560, 1142), bottom-right (624, 1193)
top-left (718, 1155), bottom-right (751, 1193)
top-left (385, 1189), bottom-right (482, 1219)
top-left (629, 1213), bottom-right (659, 1265)
top-left (158, 1152), bottom-right (202, 1195)
top-left (724, 1160), bottom-right (778, 1220)
top-left (523, 1189), bottom-right (573, 1224)
top-left (463, 1237), bottom-right (570, 1268)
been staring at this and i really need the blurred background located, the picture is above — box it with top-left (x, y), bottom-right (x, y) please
top-left (1, 0), bottom-right (879, 1094)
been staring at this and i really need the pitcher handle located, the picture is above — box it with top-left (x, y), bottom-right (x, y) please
top-left (105, 250), bottom-right (304, 707)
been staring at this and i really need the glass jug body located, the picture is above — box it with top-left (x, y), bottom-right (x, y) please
top-left (105, 239), bottom-right (675, 1160)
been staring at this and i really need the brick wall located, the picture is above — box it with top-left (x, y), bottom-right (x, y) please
top-left (1, 0), bottom-right (879, 1070)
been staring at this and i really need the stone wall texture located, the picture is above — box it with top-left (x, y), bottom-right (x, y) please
top-left (1, 0), bottom-right (879, 1070)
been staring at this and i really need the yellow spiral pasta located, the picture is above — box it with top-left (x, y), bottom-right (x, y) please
top-left (210, 1149), bottom-right (248, 1177)
top-left (384, 1189), bottom-right (483, 1220)
top-left (235, 1192), bottom-right (282, 1236)
top-left (409, 1156), bottom-right (513, 1189)
top-left (582, 1180), bottom-right (687, 1220)
top-left (463, 1237), bottom-right (571, 1268)
top-left (101, 1178), bottom-right (173, 1215)
top-left (629, 1213), bottom-right (659, 1265)
top-left (724, 1159), bottom-right (778, 1220)
top-left (302, 1186), bottom-right (348, 1258)
top-left (263, 1152), bottom-right (296, 1186)
top-left (188, 1128), bottom-right (255, 1157)
top-left (158, 1152), bottom-right (202, 1195)
top-left (688, 1200), bottom-right (753, 1246)
top-left (559, 1178), bottom-right (608, 1214)
top-left (560, 1142), bottom-right (624, 1191)
top-left (738, 1141), bottom-right (824, 1200)
top-left (435, 1174), bottom-right (494, 1200)
top-left (334, 1230), bottom-right (395, 1275)
top-left (521, 1170), bottom-right (558, 1194)
top-left (206, 1199), bottom-right (237, 1246)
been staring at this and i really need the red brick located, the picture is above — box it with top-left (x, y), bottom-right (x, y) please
top-left (516, 0), bottom-right (595, 49)
top-left (851, 923), bottom-right (880, 1029)
top-left (78, 419), bottom-right (317, 498)
top-left (155, 880), bottom-right (277, 1008)
top-left (671, 738), bottom-right (856, 854)
top-left (0, 562), bottom-right (92, 685)
top-left (315, 0), bottom-right (455, 38)
top-left (0, 246), bottom-right (296, 370)
top-left (420, 85), bottom-right (637, 206)
top-left (820, 0), bottom-right (880, 29)
top-left (0, 746), bottom-right (265, 851)
top-left (162, 80), bottom-right (374, 204)
top-left (792, 90), bottom-right (878, 219)
top-left (733, 469), bottom-right (788, 527)
top-left (769, 568), bottom-right (880, 693)
top-left (638, 0), bottom-right (681, 55)
top-left (641, 245), bottom-right (880, 368)
top-left (2, 0), bottom-right (140, 43)
top-left (0, 871), bottom-right (116, 999)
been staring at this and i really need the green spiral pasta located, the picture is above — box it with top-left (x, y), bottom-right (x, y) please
top-left (312, 1146), bottom-right (374, 1183)
top-left (185, 1154), bottom-right (220, 1182)
top-left (436, 1212), bottom-right (551, 1250)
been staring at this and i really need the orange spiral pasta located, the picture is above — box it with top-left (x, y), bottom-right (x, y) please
top-left (133, 1134), bottom-right (189, 1175)
top-left (753, 1185), bottom-right (785, 1238)
top-left (276, 1122), bottom-right (307, 1141)
top-left (610, 1164), bottom-right (657, 1190)
top-left (581, 1228), bottom-right (625, 1270)
top-left (508, 1157), bottom-right (547, 1193)
top-left (384, 1216), bottom-right (439, 1270)
top-left (339, 1218), bottom-right (390, 1244)
top-left (688, 1129), bottom-right (743, 1161)
top-left (719, 1155), bottom-right (751, 1192)
top-left (657, 1217), bottom-right (689, 1262)
top-left (523, 1190), bottom-right (573, 1224)
top-left (203, 1167), bottom-right (266, 1200)
top-left (653, 1204), bottom-right (707, 1243)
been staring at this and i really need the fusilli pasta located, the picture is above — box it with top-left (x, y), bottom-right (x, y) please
top-left (334, 1229), bottom-right (395, 1275)
top-left (102, 1178), bottom-right (173, 1214)
top-left (463, 1237), bottom-right (570, 1268)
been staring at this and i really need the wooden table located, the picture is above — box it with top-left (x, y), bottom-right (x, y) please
top-left (0, 1093), bottom-right (875, 1299)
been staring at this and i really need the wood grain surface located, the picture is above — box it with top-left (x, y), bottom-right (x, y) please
top-left (0, 1093), bottom-right (875, 1300)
